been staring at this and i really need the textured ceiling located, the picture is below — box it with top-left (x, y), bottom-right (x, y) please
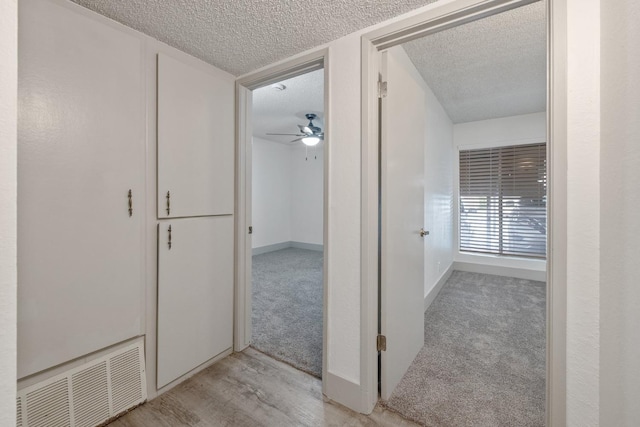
top-left (252, 69), bottom-right (324, 145)
top-left (71, 0), bottom-right (545, 124)
top-left (402, 1), bottom-right (546, 123)
top-left (70, 0), bottom-right (438, 76)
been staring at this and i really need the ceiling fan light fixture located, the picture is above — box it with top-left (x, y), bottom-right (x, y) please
top-left (302, 136), bottom-right (320, 146)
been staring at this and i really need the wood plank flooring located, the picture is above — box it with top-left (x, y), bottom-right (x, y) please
top-left (109, 348), bottom-right (417, 427)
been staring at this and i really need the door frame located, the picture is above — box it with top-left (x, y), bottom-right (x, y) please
top-left (234, 49), bottom-right (330, 387)
top-left (360, 0), bottom-right (567, 424)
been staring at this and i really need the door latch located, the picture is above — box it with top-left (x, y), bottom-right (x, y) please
top-left (248, 226), bottom-right (253, 235)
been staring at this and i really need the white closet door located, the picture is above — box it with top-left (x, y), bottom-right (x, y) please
top-left (157, 53), bottom-right (234, 218)
top-left (18, 0), bottom-right (145, 378)
top-left (157, 216), bottom-right (234, 388)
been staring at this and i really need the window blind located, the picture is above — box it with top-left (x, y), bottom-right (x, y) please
top-left (459, 142), bottom-right (547, 258)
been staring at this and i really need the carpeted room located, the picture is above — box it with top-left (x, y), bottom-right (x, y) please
top-left (249, 69), bottom-right (325, 379)
top-left (377, 2), bottom-right (549, 425)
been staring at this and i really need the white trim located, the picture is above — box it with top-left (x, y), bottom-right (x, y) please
top-left (234, 49), bottom-right (330, 396)
top-left (455, 251), bottom-right (546, 272)
top-left (252, 241), bottom-right (324, 255)
top-left (457, 136), bottom-right (546, 151)
top-left (424, 264), bottom-right (454, 312)
top-left (359, 35), bottom-right (380, 415)
top-left (324, 372), bottom-right (365, 413)
top-left (252, 242), bottom-right (292, 255)
top-left (290, 242), bottom-right (324, 252)
top-left (547, 0), bottom-right (567, 424)
top-left (360, 0), bottom-right (566, 423)
top-left (453, 261), bottom-right (547, 282)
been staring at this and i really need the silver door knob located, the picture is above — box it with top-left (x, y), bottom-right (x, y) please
top-left (420, 228), bottom-right (429, 237)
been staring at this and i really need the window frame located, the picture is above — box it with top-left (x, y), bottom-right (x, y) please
top-left (454, 137), bottom-right (548, 261)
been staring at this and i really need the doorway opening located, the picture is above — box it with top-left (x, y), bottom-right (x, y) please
top-left (366, 0), bottom-right (553, 425)
top-left (235, 51), bottom-right (329, 385)
top-left (250, 70), bottom-right (325, 378)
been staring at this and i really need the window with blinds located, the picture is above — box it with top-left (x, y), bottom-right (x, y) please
top-left (459, 142), bottom-right (547, 259)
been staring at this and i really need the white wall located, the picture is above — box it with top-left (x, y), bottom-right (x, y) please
top-left (421, 62), bottom-right (454, 299)
top-left (0, 0), bottom-right (17, 424)
top-left (290, 143), bottom-right (324, 245)
top-left (566, 0), bottom-right (600, 424)
top-left (251, 138), bottom-right (324, 249)
top-left (453, 112), bottom-right (547, 276)
top-left (600, 0), bottom-right (640, 424)
top-left (251, 137), bottom-right (292, 248)
top-left (322, 34), bottom-right (362, 383)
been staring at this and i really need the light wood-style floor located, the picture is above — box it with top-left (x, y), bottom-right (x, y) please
top-left (109, 348), bottom-right (417, 427)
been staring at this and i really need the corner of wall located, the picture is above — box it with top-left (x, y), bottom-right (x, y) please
top-left (0, 0), bottom-right (17, 423)
top-left (424, 263), bottom-right (454, 312)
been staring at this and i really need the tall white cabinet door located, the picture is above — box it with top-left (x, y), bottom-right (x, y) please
top-left (18, 0), bottom-right (145, 378)
top-left (157, 54), bottom-right (234, 218)
top-left (157, 216), bottom-right (234, 388)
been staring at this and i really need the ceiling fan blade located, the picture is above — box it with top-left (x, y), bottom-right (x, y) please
top-left (290, 137), bottom-right (304, 143)
top-left (266, 133), bottom-right (303, 136)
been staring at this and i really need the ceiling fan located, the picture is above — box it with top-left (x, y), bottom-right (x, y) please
top-left (267, 113), bottom-right (324, 146)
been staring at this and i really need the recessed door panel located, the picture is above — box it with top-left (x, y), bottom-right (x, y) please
top-left (18, 0), bottom-right (145, 378)
top-left (157, 53), bottom-right (234, 218)
top-left (157, 216), bottom-right (234, 388)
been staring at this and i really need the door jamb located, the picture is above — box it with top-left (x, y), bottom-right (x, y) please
top-left (234, 49), bottom-right (330, 391)
top-left (359, 1), bottom-right (566, 424)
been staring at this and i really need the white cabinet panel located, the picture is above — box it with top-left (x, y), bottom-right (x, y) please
top-left (157, 53), bottom-right (234, 218)
top-left (157, 216), bottom-right (234, 388)
top-left (18, 0), bottom-right (145, 378)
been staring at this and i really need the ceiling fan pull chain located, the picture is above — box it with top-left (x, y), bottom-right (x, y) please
top-left (305, 145), bottom-right (308, 161)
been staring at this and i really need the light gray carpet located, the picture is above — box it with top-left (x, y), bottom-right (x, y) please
top-left (251, 247), bottom-right (323, 378)
top-left (385, 271), bottom-right (546, 427)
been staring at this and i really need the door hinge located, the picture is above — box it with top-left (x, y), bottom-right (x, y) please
top-left (378, 81), bottom-right (387, 98)
top-left (377, 334), bottom-right (387, 352)
top-left (248, 226), bottom-right (253, 234)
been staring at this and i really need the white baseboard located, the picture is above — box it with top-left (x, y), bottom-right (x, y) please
top-left (252, 241), bottom-right (291, 255)
top-left (252, 241), bottom-right (323, 255)
top-left (424, 264), bottom-right (454, 312)
top-left (453, 261), bottom-right (546, 282)
top-left (324, 372), bottom-right (364, 414)
top-left (290, 241), bottom-right (323, 252)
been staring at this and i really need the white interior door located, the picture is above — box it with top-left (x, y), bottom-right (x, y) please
top-left (157, 216), bottom-right (234, 388)
top-left (380, 46), bottom-right (427, 400)
top-left (157, 53), bottom-right (234, 218)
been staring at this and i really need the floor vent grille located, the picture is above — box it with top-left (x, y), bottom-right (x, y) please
top-left (17, 340), bottom-right (146, 427)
